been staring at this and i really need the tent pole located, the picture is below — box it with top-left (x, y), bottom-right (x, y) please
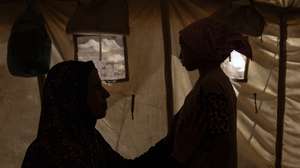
top-left (160, 0), bottom-right (174, 132)
top-left (275, 13), bottom-right (287, 168)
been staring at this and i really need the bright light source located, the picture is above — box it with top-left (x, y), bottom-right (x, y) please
top-left (75, 34), bottom-right (128, 83)
top-left (221, 50), bottom-right (249, 82)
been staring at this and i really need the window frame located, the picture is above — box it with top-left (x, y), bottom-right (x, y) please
top-left (73, 34), bottom-right (129, 83)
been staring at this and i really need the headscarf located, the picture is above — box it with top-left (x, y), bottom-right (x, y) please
top-left (38, 60), bottom-right (96, 137)
top-left (179, 16), bottom-right (252, 63)
top-left (22, 61), bottom-right (120, 168)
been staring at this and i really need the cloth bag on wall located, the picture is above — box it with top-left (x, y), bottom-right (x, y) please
top-left (7, 3), bottom-right (51, 77)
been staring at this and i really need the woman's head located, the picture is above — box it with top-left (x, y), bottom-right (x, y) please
top-left (179, 36), bottom-right (220, 71)
top-left (179, 16), bottom-right (252, 72)
top-left (39, 61), bottom-right (109, 134)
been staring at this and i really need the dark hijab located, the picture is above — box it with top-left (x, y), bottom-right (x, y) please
top-left (179, 16), bottom-right (252, 63)
top-left (22, 61), bottom-right (124, 168)
top-left (38, 61), bottom-right (96, 138)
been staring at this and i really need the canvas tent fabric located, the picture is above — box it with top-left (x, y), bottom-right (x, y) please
top-left (66, 0), bottom-right (129, 35)
top-left (0, 0), bottom-right (300, 168)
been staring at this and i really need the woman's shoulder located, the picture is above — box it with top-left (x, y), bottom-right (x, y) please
top-left (22, 139), bottom-right (52, 168)
top-left (198, 69), bottom-right (230, 93)
top-left (23, 137), bottom-right (88, 166)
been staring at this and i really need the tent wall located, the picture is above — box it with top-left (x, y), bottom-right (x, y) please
top-left (97, 0), bottom-right (168, 158)
top-left (237, 25), bottom-right (280, 168)
top-left (0, 3), bottom-right (37, 168)
top-left (236, 17), bottom-right (300, 168)
top-left (1, 0), bottom-right (300, 168)
top-left (0, 42), bottom-right (40, 168)
top-left (282, 25), bottom-right (300, 168)
top-left (0, 3), bottom-right (63, 168)
top-left (236, 1), bottom-right (300, 167)
top-left (39, 0), bottom-right (77, 60)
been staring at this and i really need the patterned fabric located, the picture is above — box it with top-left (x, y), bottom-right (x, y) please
top-left (171, 68), bottom-right (237, 168)
top-left (21, 61), bottom-right (125, 168)
top-left (206, 93), bottom-right (230, 134)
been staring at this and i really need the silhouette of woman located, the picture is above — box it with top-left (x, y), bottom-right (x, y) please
top-left (171, 16), bottom-right (252, 168)
top-left (21, 61), bottom-right (126, 168)
top-left (21, 61), bottom-right (170, 168)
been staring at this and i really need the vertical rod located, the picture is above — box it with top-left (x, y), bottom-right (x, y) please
top-left (73, 35), bottom-right (78, 61)
top-left (131, 94), bottom-right (135, 120)
top-left (37, 75), bottom-right (46, 102)
top-left (275, 13), bottom-right (287, 168)
top-left (99, 36), bottom-right (102, 61)
top-left (160, 0), bottom-right (174, 132)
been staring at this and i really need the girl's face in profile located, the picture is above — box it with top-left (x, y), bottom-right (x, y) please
top-left (87, 69), bottom-right (110, 119)
top-left (179, 38), bottom-right (203, 71)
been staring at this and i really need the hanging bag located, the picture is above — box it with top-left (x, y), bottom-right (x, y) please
top-left (7, 1), bottom-right (51, 77)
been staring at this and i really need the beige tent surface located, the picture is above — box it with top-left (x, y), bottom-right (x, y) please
top-left (0, 0), bottom-right (300, 168)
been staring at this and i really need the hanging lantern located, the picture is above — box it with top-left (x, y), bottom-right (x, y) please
top-left (66, 0), bottom-right (129, 83)
top-left (221, 50), bottom-right (250, 82)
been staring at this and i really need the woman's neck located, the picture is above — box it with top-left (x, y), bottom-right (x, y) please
top-left (198, 64), bottom-right (221, 78)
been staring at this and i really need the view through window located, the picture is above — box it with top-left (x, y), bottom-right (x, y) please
top-left (77, 34), bottom-right (128, 83)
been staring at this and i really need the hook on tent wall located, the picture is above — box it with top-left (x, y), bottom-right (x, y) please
top-left (253, 93), bottom-right (259, 113)
top-left (131, 94), bottom-right (135, 120)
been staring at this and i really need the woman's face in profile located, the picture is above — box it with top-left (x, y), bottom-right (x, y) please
top-left (87, 69), bottom-right (110, 119)
top-left (179, 39), bottom-right (201, 71)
